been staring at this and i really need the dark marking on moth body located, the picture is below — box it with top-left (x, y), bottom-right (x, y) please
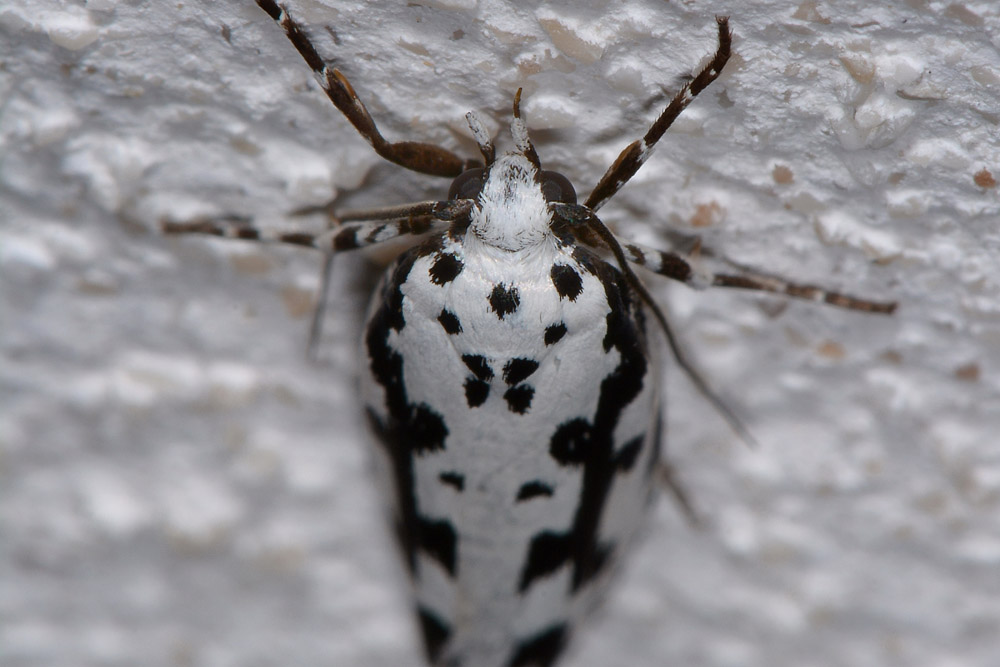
top-left (461, 354), bottom-right (494, 381)
top-left (503, 358), bottom-right (539, 385)
top-left (365, 245), bottom-right (458, 580)
top-left (614, 435), bottom-right (644, 472)
top-left (550, 263), bottom-right (583, 301)
top-left (503, 385), bottom-right (534, 414)
top-left (501, 358), bottom-right (538, 413)
top-left (437, 308), bottom-right (462, 334)
top-left (549, 417), bottom-right (591, 466)
top-left (410, 404), bottom-right (449, 454)
top-left (429, 252), bottom-right (463, 285)
top-left (416, 605), bottom-right (452, 665)
top-left (544, 322), bottom-right (567, 346)
top-left (439, 471), bottom-right (465, 491)
top-left (366, 253), bottom-right (420, 418)
top-left (508, 623), bottom-right (569, 667)
top-left (519, 531), bottom-right (571, 591)
top-left (516, 480), bottom-right (555, 502)
top-left (461, 353), bottom-right (494, 407)
top-left (418, 517), bottom-right (458, 576)
top-left (489, 283), bottom-right (520, 318)
top-left (519, 255), bottom-right (651, 594)
top-left (464, 377), bottom-right (490, 408)
top-left (384, 251), bottom-right (418, 334)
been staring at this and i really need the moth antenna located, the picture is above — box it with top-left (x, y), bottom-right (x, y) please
top-left (511, 88), bottom-right (541, 169)
top-left (465, 111), bottom-right (496, 166)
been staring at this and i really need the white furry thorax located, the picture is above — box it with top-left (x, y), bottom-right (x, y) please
top-left (469, 153), bottom-right (552, 252)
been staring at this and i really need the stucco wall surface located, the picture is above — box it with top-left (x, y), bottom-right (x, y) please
top-left (2, 1), bottom-right (999, 666)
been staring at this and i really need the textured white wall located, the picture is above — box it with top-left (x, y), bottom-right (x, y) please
top-left (2, 1), bottom-right (999, 666)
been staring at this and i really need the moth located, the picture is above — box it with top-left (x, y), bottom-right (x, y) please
top-left (163, 2), bottom-right (896, 666)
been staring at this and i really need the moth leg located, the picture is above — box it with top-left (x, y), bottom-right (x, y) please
top-left (619, 238), bottom-right (898, 314)
top-left (161, 200), bottom-right (470, 252)
top-left (585, 16), bottom-right (732, 211)
top-left (552, 202), bottom-right (757, 447)
top-left (256, 0), bottom-right (480, 177)
top-left (164, 200), bottom-right (472, 359)
top-left (296, 201), bottom-right (470, 357)
top-left (307, 251), bottom-right (337, 361)
top-left (657, 462), bottom-right (701, 527)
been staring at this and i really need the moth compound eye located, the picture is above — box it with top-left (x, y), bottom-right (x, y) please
top-left (540, 170), bottom-right (577, 204)
top-left (448, 168), bottom-right (486, 201)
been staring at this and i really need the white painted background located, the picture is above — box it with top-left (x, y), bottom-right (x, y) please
top-left (2, 1), bottom-right (999, 665)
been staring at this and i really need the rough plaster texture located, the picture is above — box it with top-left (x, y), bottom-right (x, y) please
top-left (2, 1), bottom-right (1000, 666)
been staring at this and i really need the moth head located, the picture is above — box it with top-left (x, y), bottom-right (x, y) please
top-left (456, 91), bottom-right (579, 251)
top-left (451, 90), bottom-right (577, 207)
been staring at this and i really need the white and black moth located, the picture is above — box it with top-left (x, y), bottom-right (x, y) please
top-left (164, 3), bottom-right (897, 666)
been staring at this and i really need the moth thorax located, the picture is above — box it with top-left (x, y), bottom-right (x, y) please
top-left (470, 153), bottom-right (552, 252)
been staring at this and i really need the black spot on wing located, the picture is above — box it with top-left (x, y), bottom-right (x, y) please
top-left (549, 418), bottom-right (591, 466)
top-left (503, 358), bottom-right (538, 415)
top-left (418, 517), bottom-right (457, 576)
top-left (364, 243), bottom-right (459, 584)
top-left (544, 322), bottom-right (567, 346)
top-left (366, 253), bottom-right (420, 419)
top-left (439, 471), bottom-right (464, 491)
top-left (489, 283), bottom-right (520, 319)
top-left (575, 246), bottom-right (645, 364)
top-left (461, 353), bottom-right (493, 407)
top-left (410, 404), bottom-right (447, 454)
top-left (614, 435), bottom-right (644, 472)
top-left (429, 252), bottom-right (463, 284)
top-left (550, 263), bottom-right (583, 301)
top-left (598, 328), bottom-right (646, 416)
top-left (437, 308), bottom-right (462, 334)
top-left (384, 251), bottom-right (420, 333)
top-left (508, 624), bottom-right (569, 667)
top-left (567, 257), bottom-right (651, 591)
top-left (461, 354), bottom-right (493, 381)
top-left (503, 385), bottom-right (534, 414)
top-left (519, 251), bottom-right (653, 595)
top-left (589, 544), bottom-right (613, 583)
top-left (502, 358), bottom-right (539, 385)
top-left (416, 605), bottom-right (451, 665)
top-left (516, 480), bottom-right (554, 502)
top-left (519, 531), bottom-right (571, 592)
top-left (464, 377), bottom-right (490, 407)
